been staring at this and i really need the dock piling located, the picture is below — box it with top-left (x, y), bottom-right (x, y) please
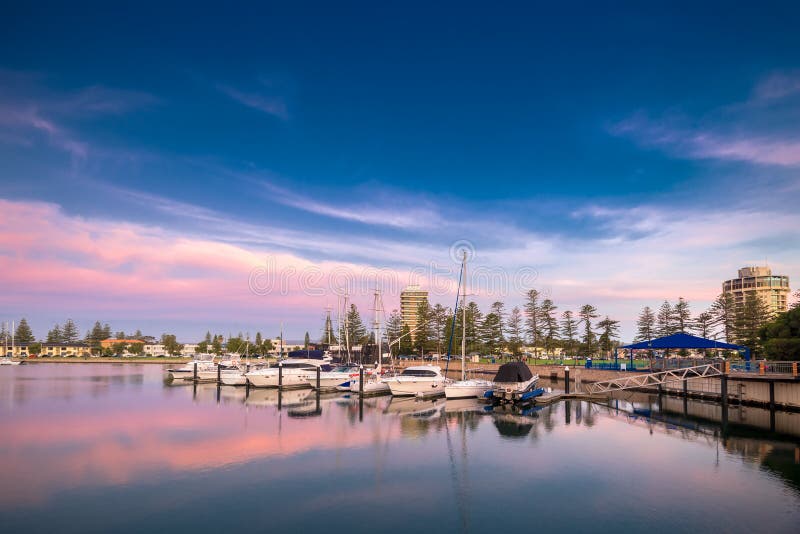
top-left (316, 366), bottom-right (321, 390)
top-left (564, 366), bottom-right (570, 395)
top-left (193, 362), bottom-right (197, 382)
top-left (359, 365), bottom-right (364, 396)
top-left (278, 362), bottom-right (283, 390)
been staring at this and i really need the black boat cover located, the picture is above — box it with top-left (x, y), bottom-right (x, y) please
top-left (493, 361), bottom-right (533, 382)
top-left (493, 418), bottom-right (534, 438)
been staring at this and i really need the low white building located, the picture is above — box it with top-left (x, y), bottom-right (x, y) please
top-left (143, 344), bottom-right (166, 357)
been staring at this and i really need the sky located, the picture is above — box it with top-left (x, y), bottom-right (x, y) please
top-left (1, 2), bottom-right (799, 343)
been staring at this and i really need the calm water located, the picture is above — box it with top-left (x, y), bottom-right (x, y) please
top-left (0, 364), bottom-right (798, 533)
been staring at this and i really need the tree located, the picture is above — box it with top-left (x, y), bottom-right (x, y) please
top-left (560, 310), bottom-right (578, 357)
top-left (414, 300), bottom-right (433, 354)
top-left (578, 304), bottom-right (599, 357)
top-left (431, 303), bottom-right (449, 354)
top-left (321, 314), bottom-right (337, 345)
top-left (540, 299), bottom-right (558, 356)
top-left (489, 301), bottom-right (506, 343)
top-left (112, 342), bottom-right (128, 355)
top-left (672, 297), bottom-right (691, 332)
top-left (102, 323), bottom-right (112, 340)
top-left (255, 332), bottom-right (263, 351)
top-left (132, 329), bottom-right (143, 340)
top-left (227, 335), bottom-right (247, 354)
top-left (161, 334), bottom-right (184, 356)
top-left (115, 331), bottom-right (126, 340)
top-left (385, 310), bottom-right (403, 356)
top-left (735, 293), bottom-right (770, 357)
top-left (596, 316), bottom-right (620, 357)
top-left (635, 306), bottom-right (656, 342)
top-left (62, 319), bottom-right (79, 343)
top-left (656, 301), bottom-right (675, 337)
top-left (792, 290), bottom-right (800, 310)
top-left (128, 342), bottom-right (144, 355)
top-left (15, 318), bottom-right (34, 343)
top-left (29, 342), bottom-right (42, 356)
top-left (479, 312), bottom-right (503, 355)
top-left (398, 324), bottom-right (413, 355)
top-left (204, 331), bottom-right (213, 344)
top-left (692, 310), bottom-right (715, 356)
top-left (47, 324), bottom-right (63, 343)
top-left (464, 301), bottom-right (483, 354)
top-left (760, 306), bottom-right (800, 360)
top-left (692, 311), bottom-right (715, 339)
top-left (304, 332), bottom-right (310, 349)
top-left (711, 293), bottom-right (736, 343)
top-left (506, 307), bottom-right (524, 358)
top-left (211, 335), bottom-right (223, 355)
top-left (87, 321), bottom-right (105, 353)
top-left (524, 289), bottom-right (543, 356)
top-left (345, 304), bottom-right (367, 347)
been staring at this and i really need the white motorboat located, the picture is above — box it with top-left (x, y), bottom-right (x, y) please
top-left (166, 357), bottom-right (216, 380)
top-left (445, 378), bottom-right (493, 399)
top-left (488, 361), bottom-right (540, 403)
top-left (349, 371), bottom-right (393, 395)
top-left (245, 350), bottom-right (332, 388)
top-left (0, 359), bottom-right (21, 366)
top-left (387, 365), bottom-right (448, 397)
top-left (311, 364), bottom-right (360, 391)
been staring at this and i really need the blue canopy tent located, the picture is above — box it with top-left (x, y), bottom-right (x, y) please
top-left (611, 332), bottom-right (750, 371)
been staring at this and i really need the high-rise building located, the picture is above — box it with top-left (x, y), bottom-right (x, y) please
top-left (400, 285), bottom-right (428, 340)
top-left (722, 266), bottom-right (790, 316)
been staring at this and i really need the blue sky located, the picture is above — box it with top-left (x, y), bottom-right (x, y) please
top-left (1, 2), bottom-right (799, 342)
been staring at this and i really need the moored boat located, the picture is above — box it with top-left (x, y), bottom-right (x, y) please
top-left (445, 378), bottom-right (493, 399)
top-left (387, 365), bottom-right (448, 397)
top-left (486, 361), bottom-right (539, 403)
top-left (245, 350), bottom-right (332, 388)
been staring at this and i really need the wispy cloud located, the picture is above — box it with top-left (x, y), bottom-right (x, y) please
top-left (217, 83), bottom-right (288, 120)
top-left (751, 70), bottom-right (800, 101)
top-left (256, 178), bottom-right (444, 230)
top-left (611, 72), bottom-right (800, 167)
top-left (0, 69), bottom-right (158, 161)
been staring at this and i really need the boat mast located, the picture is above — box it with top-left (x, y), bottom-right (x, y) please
top-left (343, 293), bottom-right (351, 363)
top-left (279, 322), bottom-right (284, 360)
top-left (461, 251), bottom-right (467, 382)
top-left (372, 289), bottom-right (381, 373)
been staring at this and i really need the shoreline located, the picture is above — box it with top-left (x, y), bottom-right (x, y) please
top-left (15, 357), bottom-right (193, 364)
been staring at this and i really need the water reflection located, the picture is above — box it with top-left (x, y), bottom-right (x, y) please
top-left (0, 364), bottom-right (798, 533)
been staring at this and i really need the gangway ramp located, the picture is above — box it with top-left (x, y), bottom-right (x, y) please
top-left (585, 364), bottom-right (723, 395)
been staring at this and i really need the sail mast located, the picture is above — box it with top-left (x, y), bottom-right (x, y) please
top-left (461, 251), bottom-right (467, 382)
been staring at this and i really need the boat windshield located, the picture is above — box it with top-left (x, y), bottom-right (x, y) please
top-left (400, 369), bottom-right (438, 377)
top-left (273, 361), bottom-right (315, 369)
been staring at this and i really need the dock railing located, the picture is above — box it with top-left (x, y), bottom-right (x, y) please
top-left (731, 360), bottom-right (798, 377)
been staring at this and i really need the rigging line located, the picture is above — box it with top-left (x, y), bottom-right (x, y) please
top-left (444, 265), bottom-right (464, 377)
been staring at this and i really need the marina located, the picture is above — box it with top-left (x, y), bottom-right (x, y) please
top-left (1, 363), bottom-right (798, 533)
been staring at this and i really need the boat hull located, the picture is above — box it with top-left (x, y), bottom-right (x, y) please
top-left (490, 376), bottom-right (539, 402)
top-left (349, 378), bottom-right (392, 395)
top-left (388, 378), bottom-right (447, 398)
top-left (246, 370), bottom-right (316, 388)
top-left (444, 380), bottom-right (492, 399)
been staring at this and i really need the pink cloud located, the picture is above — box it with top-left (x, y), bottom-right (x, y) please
top-left (0, 199), bottom-right (429, 331)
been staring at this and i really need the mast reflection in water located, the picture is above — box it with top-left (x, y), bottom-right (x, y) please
top-left (0, 364), bottom-right (798, 533)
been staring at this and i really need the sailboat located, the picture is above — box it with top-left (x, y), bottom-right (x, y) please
top-left (1, 321), bottom-right (21, 365)
top-left (349, 290), bottom-right (391, 395)
top-left (445, 251), bottom-right (493, 399)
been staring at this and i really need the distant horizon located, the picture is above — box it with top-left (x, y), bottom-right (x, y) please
top-left (2, 3), bottom-right (799, 343)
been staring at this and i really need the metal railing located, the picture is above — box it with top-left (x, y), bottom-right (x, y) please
top-left (730, 360), bottom-right (798, 376)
